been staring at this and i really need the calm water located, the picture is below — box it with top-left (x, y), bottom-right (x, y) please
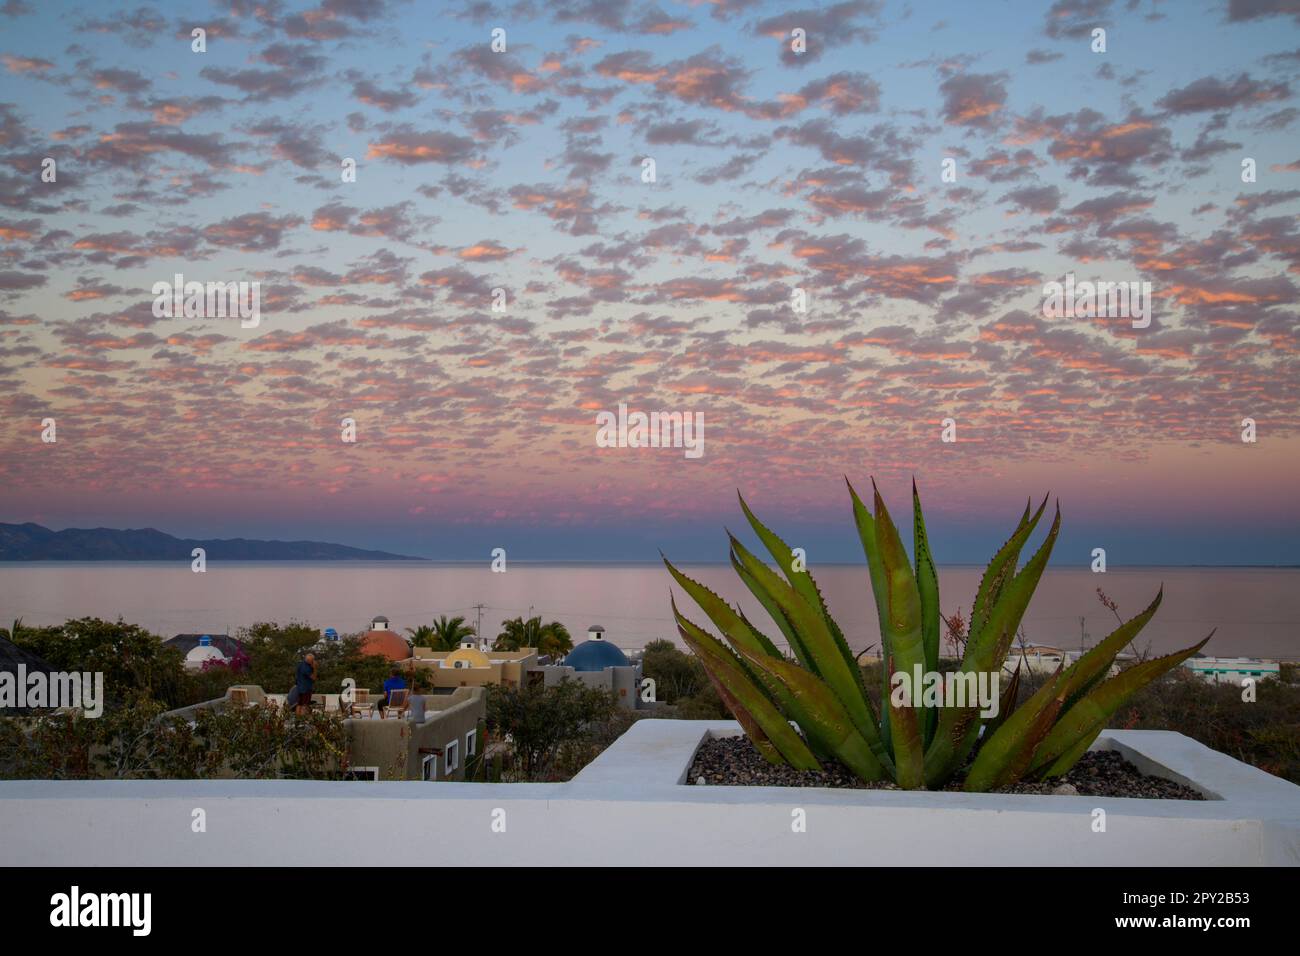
top-left (1, 563), bottom-right (1297, 660)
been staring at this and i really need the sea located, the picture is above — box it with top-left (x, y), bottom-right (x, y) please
top-left (1, 562), bottom-right (1297, 661)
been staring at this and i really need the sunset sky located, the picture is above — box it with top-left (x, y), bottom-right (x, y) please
top-left (1, 0), bottom-right (1298, 564)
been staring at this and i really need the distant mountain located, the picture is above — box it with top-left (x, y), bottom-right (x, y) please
top-left (0, 523), bottom-right (421, 561)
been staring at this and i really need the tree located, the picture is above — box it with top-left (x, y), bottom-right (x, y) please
top-left (641, 639), bottom-right (708, 703)
top-left (494, 615), bottom-right (573, 659)
top-left (485, 679), bottom-right (617, 780)
top-left (10, 617), bottom-right (188, 710)
top-left (409, 615), bottom-right (475, 651)
top-left (0, 694), bottom-right (348, 780)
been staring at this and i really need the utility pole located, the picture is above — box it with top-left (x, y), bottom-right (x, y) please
top-left (473, 604), bottom-right (486, 648)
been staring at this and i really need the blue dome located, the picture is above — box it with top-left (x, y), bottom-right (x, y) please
top-left (564, 639), bottom-right (630, 672)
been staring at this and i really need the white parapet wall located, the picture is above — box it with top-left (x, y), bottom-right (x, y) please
top-left (1, 721), bottom-right (1297, 866)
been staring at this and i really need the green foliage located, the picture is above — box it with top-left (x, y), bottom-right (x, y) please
top-left (10, 618), bottom-right (189, 709)
top-left (665, 481), bottom-right (1209, 791)
top-left (641, 639), bottom-right (708, 703)
top-left (0, 692), bottom-right (347, 780)
top-left (409, 615), bottom-right (476, 651)
top-left (493, 615), bottom-right (574, 659)
top-left (485, 679), bottom-right (617, 780)
top-left (235, 621), bottom-right (391, 697)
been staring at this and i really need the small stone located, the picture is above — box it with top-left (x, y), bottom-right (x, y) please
top-left (1051, 783), bottom-right (1079, 796)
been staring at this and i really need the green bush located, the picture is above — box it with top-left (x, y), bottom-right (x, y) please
top-left (485, 679), bottom-right (618, 781)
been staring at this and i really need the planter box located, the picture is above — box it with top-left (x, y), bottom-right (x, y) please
top-left (0, 720), bottom-right (1296, 866)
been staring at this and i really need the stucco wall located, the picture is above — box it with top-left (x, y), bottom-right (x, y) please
top-left (347, 687), bottom-right (484, 780)
top-left (0, 723), bottom-right (1296, 865)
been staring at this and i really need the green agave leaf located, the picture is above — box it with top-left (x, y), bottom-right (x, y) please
top-left (912, 480), bottom-right (941, 747)
top-left (696, 663), bottom-right (785, 765)
top-left (964, 662), bottom-right (1068, 792)
top-left (663, 557), bottom-right (783, 660)
top-left (730, 550), bottom-right (811, 669)
top-left (672, 598), bottom-right (821, 771)
top-left (1029, 633), bottom-right (1213, 777)
top-left (847, 477), bottom-right (894, 754)
top-left (730, 640), bottom-right (887, 783)
top-left (873, 484), bottom-right (927, 789)
top-left (965, 502), bottom-right (1061, 675)
top-left (922, 703), bottom-right (981, 787)
top-left (926, 507), bottom-right (1059, 786)
top-left (973, 662), bottom-right (1022, 756)
top-left (737, 492), bottom-right (867, 694)
top-left (728, 533), bottom-right (885, 757)
top-left (968, 497), bottom-right (1046, 643)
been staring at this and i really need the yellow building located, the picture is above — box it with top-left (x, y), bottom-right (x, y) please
top-left (410, 642), bottom-right (538, 690)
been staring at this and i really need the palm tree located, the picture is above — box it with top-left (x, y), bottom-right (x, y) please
top-left (406, 624), bottom-right (437, 648)
top-left (408, 616), bottom-right (476, 651)
top-left (431, 615), bottom-right (476, 650)
top-left (538, 621), bottom-right (573, 659)
top-left (493, 616), bottom-right (538, 652)
top-left (494, 615), bottom-right (573, 659)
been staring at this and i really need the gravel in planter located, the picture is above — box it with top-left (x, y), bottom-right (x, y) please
top-left (687, 735), bottom-right (1206, 799)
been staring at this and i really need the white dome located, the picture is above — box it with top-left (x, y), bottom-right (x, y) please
top-left (185, 645), bottom-right (227, 670)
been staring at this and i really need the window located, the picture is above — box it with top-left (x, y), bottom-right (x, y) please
top-left (344, 767), bottom-right (379, 782)
top-left (445, 739), bottom-right (459, 774)
top-left (465, 730), bottom-right (477, 758)
top-left (422, 753), bottom-right (437, 781)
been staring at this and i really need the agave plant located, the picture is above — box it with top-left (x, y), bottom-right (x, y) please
top-left (664, 479), bottom-right (1211, 792)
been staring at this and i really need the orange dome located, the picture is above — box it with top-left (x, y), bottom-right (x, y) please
top-left (360, 629), bottom-right (410, 661)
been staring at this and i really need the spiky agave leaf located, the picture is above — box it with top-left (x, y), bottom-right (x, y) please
top-left (671, 598), bottom-right (822, 770)
top-left (729, 639), bottom-right (887, 782)
top-left (924, 503), bottom-right (1061, 787)
top-left (912, 480), bottom-right (941, 747)
top-left (964, 662), bottom-right (1069, 792)
top-left (665, 557), bottom-right (829, 753)
top-left (1028, 633), bottom-right (1213, 778)
top-left (728, 533), bottom-right (886, 759)
top-left (729, 550), bottom-right (810, 668)
top-left (964, 502), bottom-right (1061, 675)
top-left (737, 492), bottom-right (868, 696)
top-left (972, 661), bottom-right (1022, 757)
top-left (846, 477), bottom-right (894, 753)
top-left (870, 483), bottom-right (927, 788)
top-left (663, 556), bottom-right (783, 661)
top-left (968, 497), bottom-right (1046, 643)
top-left (969, 591), bottom-right (1169, 788)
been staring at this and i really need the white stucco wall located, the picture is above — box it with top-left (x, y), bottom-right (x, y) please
top-left (1, 722), bottom-right (1296, 866)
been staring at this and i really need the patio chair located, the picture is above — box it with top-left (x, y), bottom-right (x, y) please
top-left (381, 688), bottom-right (410, 720)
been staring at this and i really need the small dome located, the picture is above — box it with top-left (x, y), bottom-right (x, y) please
top-left (564, 639), bottom-right (629, 672)
top-left (360, 629), bottom-right (409, 661)
top-left (185, 645), bottom-right (227, 669)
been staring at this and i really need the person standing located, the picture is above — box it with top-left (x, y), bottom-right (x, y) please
top-left (294, 652), bottom-right (317, 715)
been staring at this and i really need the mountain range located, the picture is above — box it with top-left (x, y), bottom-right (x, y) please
top-left (0, 523), bottom-right (420, 561)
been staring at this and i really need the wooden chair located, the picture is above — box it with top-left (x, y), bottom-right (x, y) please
top-left (381, 688), bottom-right (410, 720)
top-left (340, 689), bottom-right (372, 719)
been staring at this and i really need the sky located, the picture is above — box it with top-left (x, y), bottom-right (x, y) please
top-left (0, 0), bottom-right (1298, 565)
